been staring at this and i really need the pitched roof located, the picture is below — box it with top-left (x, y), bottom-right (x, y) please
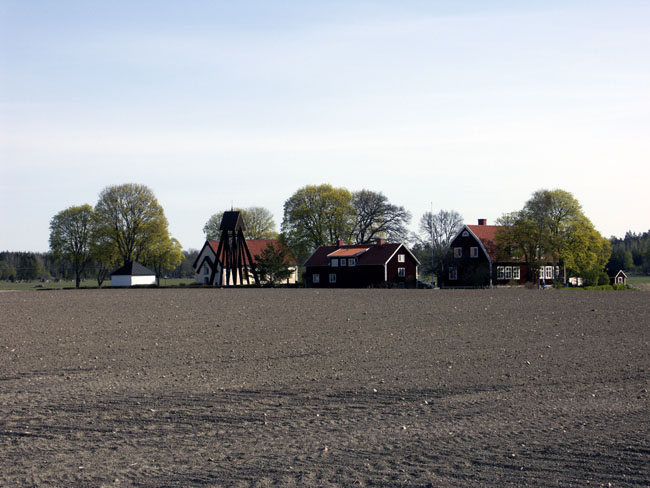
top-left (305, 242), bottom-right (418, 267)
top-left (327, 247), bottom-right (370, 258)
top-left (196, 239), bottom-right (297, 267)
top-left (111, 261), bottom-right (155, 276)
top-left (220, 211), bottom-right (245, 231)
top-left (466, 224), bottom-right (500, 261)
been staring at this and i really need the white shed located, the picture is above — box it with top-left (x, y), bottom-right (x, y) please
top-left (111, 261), bottom-right (156, 287)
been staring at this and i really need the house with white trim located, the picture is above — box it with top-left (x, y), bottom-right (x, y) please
top-left (303, 239), bottom-right (419, 288)
top-left (441, 219), bottom-right (558, 288)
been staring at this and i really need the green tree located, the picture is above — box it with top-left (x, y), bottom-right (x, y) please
top-left (144, 236), bottom-right (184, 286)
top-left (90, 234), bottom-right (119, 287)
top-left (0, 260), bottom-right (17, 281)
top-left (203, 207), bottom-right (277, 240)
top-left (49, 204), bottom-right (94, 288)
top-left (496, 189), bottom-right (610, 283)
top-left (94, 183), bottom-right (170, 266)
top-left (351, 190), bottom-right (411, 244)
top-left (281, 184), bottom-right (355, 260)
top-left (254, 242), bottom-right (294, 286)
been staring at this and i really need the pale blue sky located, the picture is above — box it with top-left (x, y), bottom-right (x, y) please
top-left (1, 0), bottom-right (649, 252)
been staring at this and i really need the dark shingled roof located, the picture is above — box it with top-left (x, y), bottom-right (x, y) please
top-left (304, 242), bottom-right (417, 267)
top-left (220, 211), bottom-right (246, 231)
top-left (111, 261), bottom-right (156, 276)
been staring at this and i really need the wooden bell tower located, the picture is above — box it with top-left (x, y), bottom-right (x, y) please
top-left (209, 211), bottom-right (259, 286)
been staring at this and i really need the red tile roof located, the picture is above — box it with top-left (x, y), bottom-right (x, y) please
top-left (327, 247), bottom-right (370, 258)
top-left (205, 239), bottom-right (296, 265)
top-left (305, 242), bottom-right (415, 267)
top-left (466, 225), bottom-right (500, 261)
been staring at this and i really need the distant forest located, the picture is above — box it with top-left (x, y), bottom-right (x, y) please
top-left (0, 249), bottom-right (199, 283)
top-left (607, 231), bottom-right (650, 275)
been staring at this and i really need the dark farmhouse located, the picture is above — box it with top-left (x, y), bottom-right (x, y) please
top-left (441, 219), bottom-right (558, 288)
top-left (304, 240), bottom-right (419, 288)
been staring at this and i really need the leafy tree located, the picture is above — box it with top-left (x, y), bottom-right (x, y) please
top-left (144, 236), bottom-right (184, 286)
top-left (204, 207), bottom-right (277, 240)
top-left (49, 204), bottom-right (94, 288)
top-left (254, 242), bottom-right (294, 286)
top-left (0, 260), bottom-right (16, 281)
top-left (351, 190), bottom-right (411, 244)
top-left (90, 238), bottom-right (119, 287)
top-left (94, 183), bottom-right (170, 266)
top-left (416, 209), bottom-right (463, 282)
top-left (281, 184), bottom-right (355, 261)
top-left (496, 189), bottom-right (610, 282)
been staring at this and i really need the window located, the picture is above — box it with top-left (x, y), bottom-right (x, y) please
top-left (202, 264), bottom-right (209, 274)
top-left (497, 266), bottom-right (505, 280)
top-left (340, 258), bottom-right (347, 266)
top-left (398, 267), bottom-right (405, 277)
top-left (348, 258), bottom-right (356, 266)
top-left (545, 266), bottom-right (553, 280)
top-left (329, 273), bottom-right (337, 283)
top-left (505, 266), bottom-right (512, 280)
top-left (513, 267), bottom-right (520, 280)
top-left (312, 274), bottom-right (320, 284)
top-left (449, 267), bottom-right (457, 280)
top-left (331, 258), bottom-right (339, 267)
top-left (462, 231), bottom-right (469, 237)
top-left (454, 247), bottom-right (462, 258)
top-left (398, 254), bottom-right (405, 262)
top-left (470, 247), bottom-right (479, 258)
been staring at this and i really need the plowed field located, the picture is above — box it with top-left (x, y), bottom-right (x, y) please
top-left (1, 288), bottom-right (648, 486)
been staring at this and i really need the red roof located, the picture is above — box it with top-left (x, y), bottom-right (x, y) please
top-left (203, 239), bottom-right (296, 266)
top-left (327, 247), bottom-right (370, 258)
top-left (466, 225), bottom-right (500, 261)
top-left (305, 242), bottom-right (417, 267)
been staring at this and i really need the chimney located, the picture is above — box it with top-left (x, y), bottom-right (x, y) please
top-left (478, 219), bottom-right (487, 226)
top-left (377, 238), bottom-right (386, 246)
top-left (337, 239), bottom-right (344, 247)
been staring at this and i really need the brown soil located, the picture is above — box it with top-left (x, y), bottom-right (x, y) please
top-left (1, 288), bottom-right (648, 487)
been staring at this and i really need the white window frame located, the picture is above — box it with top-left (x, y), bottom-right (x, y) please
top-left (340, 258), bottom-right (347, 267)
top-left (512, 266), bottom-right (520, 280)
top-left (398, 254), bottom-right (405, 263)
top-left (462, 231), bottom-right (469, 237)
top-left (545, 266), bottom-right (553, 280)
top-left (329, 273), bottom-right (337, 283)
top-left (331, 258), bottom-right (339, 267)
top-left (470, 247), bottom-right (478, 258)
top-left (505, 266), bottom-right (512, 280)
top-left (312, 273), bottom-right (320, 284)
top-left (454, 247), bottom-right (462, 258)
top-left (497, 266), bottom-right (505, 280)
top-left (348, 258), bottom-right (356, 267)
top-left (398, 267), bottom-right (406, 277)
top-left (449, 267), bottom-right (457, 280)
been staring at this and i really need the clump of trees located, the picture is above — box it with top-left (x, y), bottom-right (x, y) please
top-left (48, 183), bottom-right (184, 287)
top-left (203, 207), bottom-right (277, 240)
top-left (0, 252), bottom-right (47, 281)
top-left (495, 189), bottom-right (611, 285)
top-left (608, 231), bottom-right (650, 275)
top-left (281, 184), bottom-right (411, 262)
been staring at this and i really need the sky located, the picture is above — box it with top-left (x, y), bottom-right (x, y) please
top-left (1, 0), bottom-right (649, 253)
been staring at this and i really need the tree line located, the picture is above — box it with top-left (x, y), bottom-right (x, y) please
top-left (5, 182), bottom-right (640, 288)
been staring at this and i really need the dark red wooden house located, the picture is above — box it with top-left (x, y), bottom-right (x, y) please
top-left (304, 239), bottom-right (419, 288)
top-left (440, 219), bottom-right (558, 288)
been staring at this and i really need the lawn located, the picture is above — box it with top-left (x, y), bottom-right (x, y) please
top-left (0, 278), bottom-right (195, 291)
